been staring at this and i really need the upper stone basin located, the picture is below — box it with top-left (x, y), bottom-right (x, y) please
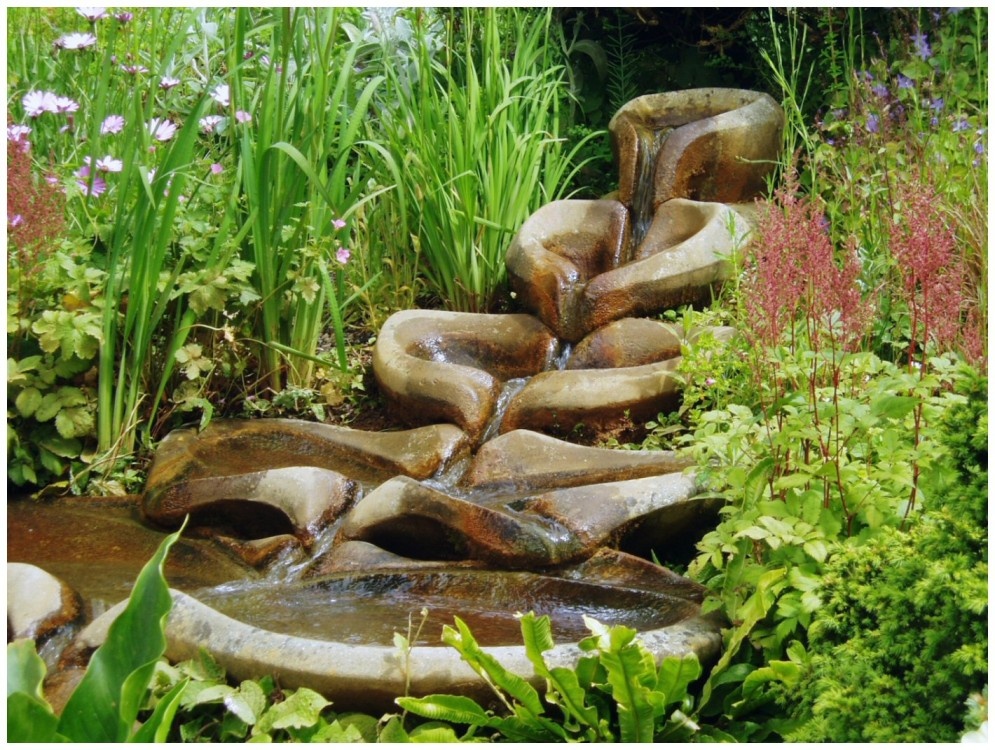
top-left (610, 87), bottom-right (784, 211)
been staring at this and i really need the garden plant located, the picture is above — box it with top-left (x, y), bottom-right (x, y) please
top-left (6, 6), bottom-right (988, 743)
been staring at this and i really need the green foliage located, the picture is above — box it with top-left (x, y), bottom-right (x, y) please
top-left (7, 525), bottom-right (183, 742)
top-left (397, 612), bottom-right (705, 742)
top-left (374, 7), bottom-right (597, 312)
top-left (783, 370), bottom-right (987, 743)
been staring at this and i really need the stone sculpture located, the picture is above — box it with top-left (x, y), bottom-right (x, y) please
top-left (8, 88), bottom-right (783, 710)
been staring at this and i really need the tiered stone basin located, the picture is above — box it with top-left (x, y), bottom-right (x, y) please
top-left (8, 88), bottom-right (783, 711)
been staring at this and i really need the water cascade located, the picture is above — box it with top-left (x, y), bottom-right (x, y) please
top-left (8, 88), bottom-right (784, 711)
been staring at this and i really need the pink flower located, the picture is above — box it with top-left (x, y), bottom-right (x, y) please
top-left (56, 32), bottom-right (98, 50)
top-left (114, 12), bottom-right (133, 23)
top-left (705, 378), bottom-right (716, 386)
top-left (121, 64), bottom-right (148, 75)
top-left (335, 246), bottom-right (351, 264)
top-left (210, 163), bottom-right (223, 175)
top-left (76, 7), bottom-right (107, 22)
top-left (44, 173), bottom-right (60, 186)
top-left (22, 90), bottom-right (59, 117)
top-left (74, 165), bottom-right (107, 197)
top-left (7, 124), bottom-right (31, 152)
top-left (159, 76), bottom-right (181, 90)
top-left (234, 110), bottom-right (251, 124)
top-left (199, 115), bottom-right (224, 134)
top-left (95, 155), bottom-right (122, 172)
top-left (54, 96), bottom-right (79, 114)
top-left (210, 83), bottom-right (230, 107)
top-left (10, 214), bottom-right (25, 228)
top-left (101, 114), bottom-right (124, 134)
top-left (332, 218), bottom-right (347, 230)
top-left (147, 117), bottom-right (177, 141)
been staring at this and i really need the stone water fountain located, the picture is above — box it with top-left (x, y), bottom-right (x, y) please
top-left (8, 89), bottom-right (783, 712)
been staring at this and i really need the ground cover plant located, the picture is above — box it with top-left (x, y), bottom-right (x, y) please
top-left (6, 5), bottom-right (988, 744)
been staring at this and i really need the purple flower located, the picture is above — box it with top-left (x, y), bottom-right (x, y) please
top-left (974, 141), bottom-right (985, 155)
top-left (74, 165), bottom-right (107, 197)
top-left (897, 74), bottom-right (914, 90)
top-left (210, 83), bottom-right (230, 107)
top-left (210, 163), bottom-right (223, 175)
top-left (705, 377), bottom-right (716, 386)
top-left (871, 83), bottom-right (889, 98)
top-left (952, 119), bottom-right (970, 133)
top-left (148, 117), bottom-right (177, 141)
top-left (101, 114), bottom-right (125, 134)
top-left (115, 12), bottom-right (133, 23)
top-left (159, 76), bottom-right (181, 90)
top-left (911, 30), bottom-right (931, 60)
top-left (866, 114), bottom-right (880, 134)
top-left (76, 7), bottom-right (107, 22)
top-left (332, 218), bottom-right (347, 230)
top-left (335, 247), bottom-right (351, 264)
top-left (199, 115), bottom-right (224, 134)
top-left (44, 173), bottom-right (59, 186)
top-left (10, 214), bottom-right (25, 228)
top-left (234, 110), bottom-right (252, 124)
top-left (22, 90), bottom-right (59, 117)
top-left (56, 32), bottom-right (98, 50)
top-left (121, 64), bottom-right (149, 75)
top-left (930, 98), bottom-right (945, 111)
top-left (54, 96), bottom-right (79, 114)
top-left (858, 70), bottom-right (874, 82)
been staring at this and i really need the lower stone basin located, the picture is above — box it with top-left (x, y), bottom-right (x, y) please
top-left (192, 567), bottom-right (700, 647)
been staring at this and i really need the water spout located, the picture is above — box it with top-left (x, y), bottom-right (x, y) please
top-left (629, 126), bottom-right (671, 252)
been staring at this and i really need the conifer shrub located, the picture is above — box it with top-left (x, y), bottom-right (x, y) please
top-left (787, 369), bottom-right (987, 742)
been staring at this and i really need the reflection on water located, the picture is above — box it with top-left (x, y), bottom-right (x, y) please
top-left (193, 571), bottom-right (691, 647)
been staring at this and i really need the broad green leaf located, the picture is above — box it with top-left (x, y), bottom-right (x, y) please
top-left (600, 643), bottom-right (656, 743)
top-left (253, 688), bottom-right (330, 735)
top-left (38, 433), bottom-right (83, 458)
top-left (408, 721), bottom-right (464, 742)
top-left (58, 526), bottom-right (183, 742)
top-left (7, 693), bottom-right (64, 743)
top-left (655, 653), bottom-right (702, 707)
top-left (129, 678), bottom-right (188, 743)
top-left (443, 618), bottom-right (544, 717)
top-left (15, 387), bottom-right (42, 417)
top-left (55, 406), bottom-right (95, 439)
top-left (378, 715), bottom-right (411, 742)
top-left (224, 680), bottom-right (267, 725)
top-left (7, 639), bottom-right (51, 701)
top-left (743, 456), bottom-right (775, 505)
top-left (396, 694), bottom-right (492, 726)
top-left (871, 394), bottom-right (918, 419)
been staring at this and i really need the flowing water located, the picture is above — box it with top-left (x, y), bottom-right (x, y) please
top-left (629, 125), bottom-right (672, 252)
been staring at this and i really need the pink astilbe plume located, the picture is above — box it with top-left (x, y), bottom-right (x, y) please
top-left (889, 182), bottom-right (980, 366)
top-left (7, 119), bottom-right (65, 277)
top-left (744, 174), bottom-right (870, 352)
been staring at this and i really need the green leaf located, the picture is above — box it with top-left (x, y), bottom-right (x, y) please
top-left (378, 715), bottom-right (411, 742)
top-left (38, 433), bottom-right (83, 459)
top-left (225, 680), bottom-right (267, 725)
top-left (130, 678), bottom-right (188, 742)
top-left (600, 643), bottom-right (656, 742)
top-left (396, 694), bottom-right (492, 726)
top-left (871, 395), bottom-right (918, 419)
top-left (15, 387), bottom-right (42, 418)
top-left (55, 406), bottom-right (95, 439)
top-left (443, 618), bottom-right (544, 717)
top-left (744, 456), bottom-right (775, 505)
top-left (57, 525), bottom-right (183, 742)
top-left (7, 693), bottom-right (64, 743)
top-left (253, 688), bottom-right (330, 736)
top-left (655, 653), bottom-right (702, 707)
top-left (408, 721), bottom-right (464, 742)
